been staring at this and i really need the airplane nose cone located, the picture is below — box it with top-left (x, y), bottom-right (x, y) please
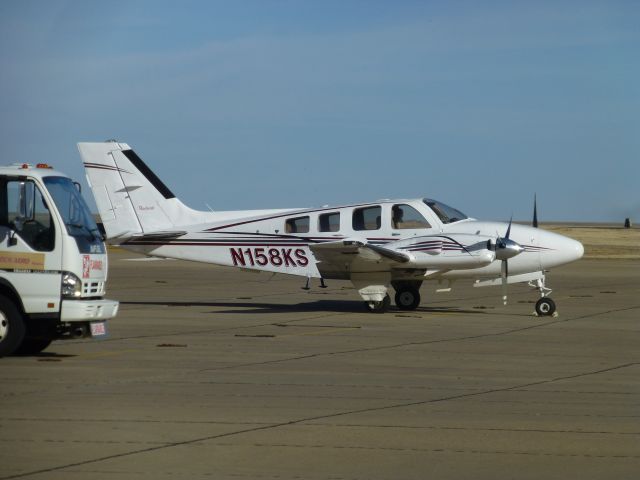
top-left (538, 230), bottom-right (584, 268)
top-left (557, 236), bottom-right (584, 265)
top-left (573, 239), bottom-right (585, 261)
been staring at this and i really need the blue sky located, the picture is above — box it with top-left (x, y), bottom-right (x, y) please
top-left (1, 1), bottom-right (638, 221)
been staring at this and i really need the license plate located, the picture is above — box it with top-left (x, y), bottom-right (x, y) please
top-left (90, 321), bottom-right (107, 337)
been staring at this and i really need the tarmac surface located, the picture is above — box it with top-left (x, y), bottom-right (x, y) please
top-left (1, 250), bottom-right (639, 479)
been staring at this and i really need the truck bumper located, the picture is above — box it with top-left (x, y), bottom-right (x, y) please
top-left (60, 298), bottom-right (119, 322)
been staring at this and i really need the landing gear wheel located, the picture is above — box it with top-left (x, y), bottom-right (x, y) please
top-left (0, 295), bottom-right (25, 357)
top-left (364, 294), bottom-right (391, 313)
top-left (535, 297), bottom-right (556, 316)
top-left (395, 287), bottom-right (421, 311)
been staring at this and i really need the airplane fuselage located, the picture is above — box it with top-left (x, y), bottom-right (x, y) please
top-left (79, 141), bottom-right (584, 314)
top-left (118, 198), bottom-right (583, 282)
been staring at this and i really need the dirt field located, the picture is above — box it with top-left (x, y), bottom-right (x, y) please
top-left (544, 224), bottom-right (640, 259)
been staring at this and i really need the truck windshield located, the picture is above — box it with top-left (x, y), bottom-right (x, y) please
top-left (44, 176), bottom-right (105, 254)
top-left (423, 198), bottom-right (468, 224)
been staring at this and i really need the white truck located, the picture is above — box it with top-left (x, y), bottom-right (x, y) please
top-left (0, 163), bottom-right (118, 356)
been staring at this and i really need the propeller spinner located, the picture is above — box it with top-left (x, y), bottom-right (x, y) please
top-left (488, 217), bottom-right (524, 305)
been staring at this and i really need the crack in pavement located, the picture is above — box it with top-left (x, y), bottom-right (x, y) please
top-left (2, 361), bottom-right (638, 480)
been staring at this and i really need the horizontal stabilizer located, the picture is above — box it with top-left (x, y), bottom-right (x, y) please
top-left (131, 231), bottom-right (187, 240)
top-left (102, 229), bottom-right (187, 245)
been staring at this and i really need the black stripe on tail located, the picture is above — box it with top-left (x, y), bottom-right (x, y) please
top-left (122, 149), bottom-right (175, 199)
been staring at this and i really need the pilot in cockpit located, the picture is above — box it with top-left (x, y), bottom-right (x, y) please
top-left (392, 205), bottom-right (403, 229)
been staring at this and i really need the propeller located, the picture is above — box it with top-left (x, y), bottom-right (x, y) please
top-left (488, 217), bottom-right (524, 305)
top-left (532, 194), bottom-right (538, 228)
top-left (501, 258), bottom-right (508, 305)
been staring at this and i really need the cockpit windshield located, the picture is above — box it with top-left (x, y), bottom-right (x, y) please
top-left (423, 198), bottom-right (468, 224)
top-left (44, 176), bottom-right (105, 254)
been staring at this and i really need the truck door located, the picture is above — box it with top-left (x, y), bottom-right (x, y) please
top-left (0, 177), bottom-right (63, 313)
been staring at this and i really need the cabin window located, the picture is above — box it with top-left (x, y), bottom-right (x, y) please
top-left (285, 216), bottom-right (309, 233)
top-left (318, 212), bottom-right (340, 232)
top-left (352, 206), bottom-right (381, 231)
top-left (391, 204), bottom-right (431, 229)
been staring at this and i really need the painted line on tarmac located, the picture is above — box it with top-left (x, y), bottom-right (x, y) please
top-left (3, 361), bottom-right (638, 480)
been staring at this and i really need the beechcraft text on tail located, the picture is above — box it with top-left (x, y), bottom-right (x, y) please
top-left (78, 141), bottom-right (584, 314)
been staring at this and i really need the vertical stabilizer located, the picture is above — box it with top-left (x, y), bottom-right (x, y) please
top-left (78, 141), bottom-right (207, 241)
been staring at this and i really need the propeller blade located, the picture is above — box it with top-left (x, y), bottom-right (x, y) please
top-left (505, 216), bottom-right (513, 240)
top-left (501, 260), bottom-right (508, 305)
top-left (533, 194), bottom-right (538, 228)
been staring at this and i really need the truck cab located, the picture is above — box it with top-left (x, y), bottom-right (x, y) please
top-left (0, 163), bottom-right (118, 356)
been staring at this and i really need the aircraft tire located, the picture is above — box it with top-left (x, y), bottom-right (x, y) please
top-left (0, 295), bottom-right (26, 357)
top-left (535, 297), bottom-right (556, 316)
top-left (364, 294), bottom-right (391, 313)
top-left (395, 287), bottom-right (421, 311)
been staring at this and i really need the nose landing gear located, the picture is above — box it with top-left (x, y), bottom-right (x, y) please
top-left (535, 297), bottom-right (556, 316)
top-left (531, 277), bottom-right (557, 316)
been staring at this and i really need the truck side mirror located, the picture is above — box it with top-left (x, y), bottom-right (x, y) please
top-left (18, 181), bottom-right (36, 223)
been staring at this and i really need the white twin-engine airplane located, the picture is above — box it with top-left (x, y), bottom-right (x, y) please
top-left (78, 141), bottom-right (584, 315)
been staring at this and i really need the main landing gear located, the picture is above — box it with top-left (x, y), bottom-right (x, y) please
top-left (394, 287), bottom-right (421, 311)
top-left (531, 277), bottom-right (557, 316)
top-left (362, 282), bottom-right (423, 313)
top-left (392, 281), bottom-right (422, 311)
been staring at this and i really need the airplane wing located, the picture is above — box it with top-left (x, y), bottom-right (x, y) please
top-left (366, 243), bottom-right (412, 263)
top-left (310, 235), bottom-right (494, 275)
top-left (309, 240), bottom-right (410, 270)
top-left (309, 240), bottom-right (414, 291)
top-left (310, 235), bottom-right (497, 305)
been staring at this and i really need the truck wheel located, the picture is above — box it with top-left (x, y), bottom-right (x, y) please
top-left (14, 337), bottom-right (53, 355)
top-left (0, 295), bottom-right (26, 357)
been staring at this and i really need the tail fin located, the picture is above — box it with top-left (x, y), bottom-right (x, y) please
top-left (78, 141), bottom-right (208, 241)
